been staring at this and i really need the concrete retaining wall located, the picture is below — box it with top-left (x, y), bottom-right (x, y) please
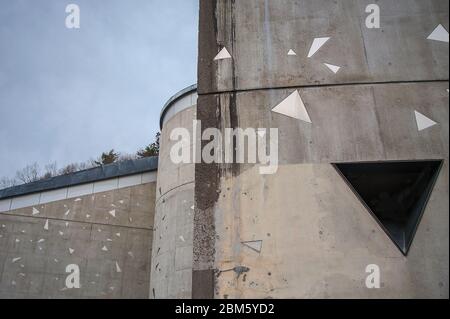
top-left (0, 181), bottom-right (156, 298)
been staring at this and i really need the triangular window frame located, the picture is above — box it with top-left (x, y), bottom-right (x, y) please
top-left (333, 160), bottom-right (443, 256)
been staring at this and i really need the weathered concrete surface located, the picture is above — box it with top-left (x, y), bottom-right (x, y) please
top-left (195, 0), bottom-right (449, 299)
top-left (150, 106), bottom-right (196, 299)
top-left (202, 82), bottom-right (449, 167)
top-left (199, 0), bottom-right (449, 94)
top-left (155, 106), bottom-right (196, 199)
top-left (214, 163), bottom-right (448, 298)
top-left (0, 183), bottom-right (155, 298)
top-left (196, 82), bottom-right (449, 298)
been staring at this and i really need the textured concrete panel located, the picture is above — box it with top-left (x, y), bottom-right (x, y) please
top-left (0, 182), bottom-right (156, 299)
top-left (196, 0), bottom-right (449, 300)
top-left (360, 0), bottom-right (449, 81)
top-left (303, 82), bottom-right (447, 161)
top-left (198, 0), bottom-right (449, 94)
top-left (151, 183), bottom-right (194, 299)
top-left (156, 106), bottom-right (196, 200)
top-left (151, 105), bottom-right (196, 299)
top-left (168, 268), bottom-right (192, 299)
top-left (1, 173), bottom-right (185, 219)
top-left (213, 164), bottom-right (448, 298)
top-left (200, 82), bottom-right (448, 168)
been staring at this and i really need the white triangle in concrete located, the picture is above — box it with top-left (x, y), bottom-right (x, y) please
top-left (324, 63), bottom-right (341, 74)
top-left (12, 257), bottom-right (21, 263)
top-left (415, 111), bottom-right (437, 131)
top-left (32, 207), bottom-right (40, 215)
top-left (115, 262), bottom-right (122, 273)
top-left (307, 37), bottom-right (330, 58)
top-left (288, 49), bottom-right (297, 56)
top-left (427, 24), bottom-right (449, 43)
top-left (68, 248), bottom-right (74, 255)
top-left (44, 219), bottom-right (49, 231)
top-left (109, 209), bottom-right (116, 217)
top-left (242, 240), bottom-right (263, 253)
top-left (271, 90), bottom-right (312, 123)
top-left (102, 246), bottom-right (108, 252)
top-left (214, 47), bottom-right (232, 61)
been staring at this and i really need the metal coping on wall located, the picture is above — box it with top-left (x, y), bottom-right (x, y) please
top-left (0, 156), bottom-right (158, 200)
top-left (159, 84), bottom-right (197, 129)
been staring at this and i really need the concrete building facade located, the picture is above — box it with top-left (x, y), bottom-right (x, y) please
top-left (150, 85), bottom-right (197, 299)
top-left (193, 0), bottom-right (449, 298)
top-left (0, 0), bottom-right (448, 299)
top-left (0, 158), bottom-right (157, 298)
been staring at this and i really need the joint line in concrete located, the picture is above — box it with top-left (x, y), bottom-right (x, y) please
top-left (197, 79), bottom-right (449, 97)
top-left (155, 181), bottom-right (195, 205)
top-left (0, 211), bottom-right (154, 231)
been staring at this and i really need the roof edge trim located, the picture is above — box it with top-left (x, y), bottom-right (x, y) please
top-left (0, 156), bottom-right (158, 200)
top-left (160, 84), bottom-right (197, 129)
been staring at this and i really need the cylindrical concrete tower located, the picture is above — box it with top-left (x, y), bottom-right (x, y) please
top-left (150, 85), bottom-right (197, 299)
top-left (194, 0), bottom-right (449, 299)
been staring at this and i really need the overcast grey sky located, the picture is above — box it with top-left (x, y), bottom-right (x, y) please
top-left (0, 0), bottom-right (198, 179)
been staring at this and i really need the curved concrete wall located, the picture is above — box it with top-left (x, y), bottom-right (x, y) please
top-left (150, 87), bottom-right (197, 298)
top-left (196, 0), bottom-right (449, 298)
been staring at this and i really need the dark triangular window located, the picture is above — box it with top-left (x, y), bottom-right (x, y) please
top-left (334, 160), bottom-right (443, 255)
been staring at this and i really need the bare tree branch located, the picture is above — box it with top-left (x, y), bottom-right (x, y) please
top-left (15, 162), bottom-right (40, 184)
